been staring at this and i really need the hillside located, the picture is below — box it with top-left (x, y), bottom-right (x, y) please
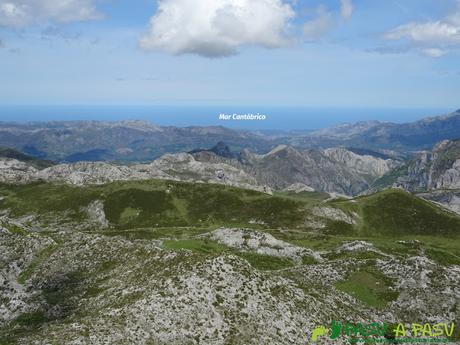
top-left (0, 147), bottom-right (54, 169)
top-left (0, 142), bottom-right (399, 196)
top-left (1, 180), bottom-right (460, 344)
top-left (372, 139), bottom-right (460, 192)
top-left (290, 109), bottom-right (460, 152)
top-left (0, 180), bottom-right (311, 230)
top-left (328, 189), bottom-right (460, 237)
top-left (192, 143), bottom-right (398, 196)
top-left (0, 121), bottom-right (272, 162)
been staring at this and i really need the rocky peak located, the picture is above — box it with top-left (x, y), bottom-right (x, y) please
top-left (393, 139), bottom-right (460, 192)
top-left (263, 145), bottom-right (299, 158)
top-left (210, 142), bottom-right (239, 159)
top-left (322, 147), bottom-right (397, 177)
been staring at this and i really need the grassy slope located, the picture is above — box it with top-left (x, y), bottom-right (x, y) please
top-left (329, 188), bottom-right (460, 237)
top-left (0, 180), bottom-right (315, 230)
top-left (2, 182), bottom-right (460, 240)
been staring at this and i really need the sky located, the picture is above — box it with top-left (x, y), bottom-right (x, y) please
top-left (0, 0), bottom-right (459, 110)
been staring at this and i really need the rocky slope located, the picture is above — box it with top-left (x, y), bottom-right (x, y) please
top-left (0, 143), bottom-right (399, 196)
top-left (417, 189), bottom-right (460, 216)
top-left (322, 147), bottom-right (397, 177)
top-left (392, 139), bottom-right (460, 192)
top-left (0, 147), bottom-right (54, 169)
top-left (0, 153), bottom-right (268, 193)
top-left (1, 182), bottom-right (459, 344)
top-left (192, 143), bottom-right (398, 196)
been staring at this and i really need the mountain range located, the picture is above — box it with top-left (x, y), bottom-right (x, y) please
top-left (2, 135), bottom-right (460, 201)
top-left (288, 108), bottom-right (460, 153)
top-left (0, 143), bottom-right (398, 197)
top-left (1, 109), bottom-right (460, 162)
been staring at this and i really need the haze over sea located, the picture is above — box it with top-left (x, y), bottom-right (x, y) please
top-left (0, 105), bottom-right (455, 131)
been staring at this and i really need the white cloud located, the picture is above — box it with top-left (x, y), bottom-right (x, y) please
top-left (0, 0), bottom-right (102, 28)
top-left (302, 1), bottom-right (353, 41)
top-left (303, 6), bottom-right (334, 40)
top-left (340, 0), bottom-right (353, 20)
top-left (384, 2), bottom-right (460, 57)
top-left (421, 48), bottom-right (447, 58)
top-left (139, 0), bottom-right (295, 58)
top-left (385, 21), bottom-right (460, 44)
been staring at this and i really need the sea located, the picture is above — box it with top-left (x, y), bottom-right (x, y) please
top-left (0, 105), bottom-right (454, 131)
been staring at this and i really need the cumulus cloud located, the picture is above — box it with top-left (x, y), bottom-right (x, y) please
top-left (340, 0), bottom-right (353, 20)
top-left (384, 2), bottom-right (460, 57)
top-left (139, 0), bottom-right (295, 58)
top-left (0, 0), bottom-right (102, 28)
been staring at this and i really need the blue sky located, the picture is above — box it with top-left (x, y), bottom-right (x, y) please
top-left (0, 0), bottom-right (459, 109)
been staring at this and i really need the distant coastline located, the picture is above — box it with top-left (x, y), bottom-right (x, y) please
top-left (0, 105), bottom-right (454, 131)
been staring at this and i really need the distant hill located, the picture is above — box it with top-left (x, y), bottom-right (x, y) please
top-left (0, 141), bottom-right (398, 197)
top-left (1, 109), bottom-right (460, 162)
top-left (0, 147), bottom-right (54, 169)
top-left (289, 109), bottom-right (460, 152)
top-left (0, 121), bottom-right (272, 162)
top-left (189, 141), bottom-right (244, 161)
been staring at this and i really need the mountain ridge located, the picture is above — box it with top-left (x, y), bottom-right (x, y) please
top-left (0, 143), bottom-right (398, 196)
top-left (1, 108), bottom-right (460, 162)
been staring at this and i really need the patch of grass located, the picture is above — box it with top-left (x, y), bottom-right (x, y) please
top-left (324, 220), bottom-right (355, 236)
top-left (324, 250), bottom-right (385, 261)
top-left (0, 182), bottom-right (99, 221)
top-left (425, 248), bottom-right (460, 266)
top-left (104, 188), bottom-right (178, 227)
top-left (301, 255), bottom-right (318, 265)
top-left (18, 245), bottom-right (57, 284)
top-left (1, 310), bottom-right (47, 344)
top-left (5, 223), bottom-right (27, 235)
top-left (237, 252), bottom-right (294, 271)
top-left (13, 310), bottom-right (47, 329)
top-left (101, 227), bottom-right (213, 241)
top-left (335, 267), bottom-right (398, 309)
top-left (119, 207), bottom-right (141, 224)
top-left (162, 239), bottom-right (228, 254)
